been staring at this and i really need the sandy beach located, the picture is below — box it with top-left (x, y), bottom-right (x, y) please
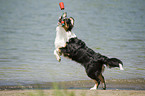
top-left (0, 89), bottom-right (145, 96)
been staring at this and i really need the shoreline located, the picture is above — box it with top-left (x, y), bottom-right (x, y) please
top-left (0, 79), bottom-right (145, 90)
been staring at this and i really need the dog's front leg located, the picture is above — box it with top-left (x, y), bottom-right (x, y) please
top-left (54, 48), bottom-right (61, 62)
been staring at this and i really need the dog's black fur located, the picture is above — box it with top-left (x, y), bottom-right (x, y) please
top-left (60, 37), bottom-right (123, 89)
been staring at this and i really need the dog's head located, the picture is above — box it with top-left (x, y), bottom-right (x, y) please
top-left (59, 12), bottom-right (74, 32)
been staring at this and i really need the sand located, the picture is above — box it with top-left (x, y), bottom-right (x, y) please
top-left (0, 89), bottom-right (145, 96)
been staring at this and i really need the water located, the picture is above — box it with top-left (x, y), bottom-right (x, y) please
top-left (0, 0), bottom-right (145, 86)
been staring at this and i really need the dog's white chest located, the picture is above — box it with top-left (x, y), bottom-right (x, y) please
top-left (54, 26), bottom-right (76, 49)
top-left (55, 26), bottom-right (67, 48)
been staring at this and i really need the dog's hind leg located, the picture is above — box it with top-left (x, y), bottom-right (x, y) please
top-left (98, 65), bottom-right (106, 90)
top-left (90, 79), bottom-right (100, 90)
top-left (89, 73), bottom-right (101, 90)
top-left (98, 74), bottom-right (106, 90)
top-left (86, 68), bottom-right (101, 90)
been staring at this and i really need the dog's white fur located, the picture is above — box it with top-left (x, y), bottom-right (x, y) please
top-left (119, 64), bottom-right (124, 70)
top-left (90, 84), bottom-right (97, 90)
top-left (54, 24), bottom-right (76, 61)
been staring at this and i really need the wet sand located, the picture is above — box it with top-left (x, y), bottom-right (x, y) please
top-left (0, 79), bottom-right (144, 90)
top-left (0, 79), bottom-right (145, 96)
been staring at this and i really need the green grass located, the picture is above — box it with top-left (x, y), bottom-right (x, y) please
top-left (29, 90), bottom-right (45, 96)
top-left (28, 83), bottom-right (86, 96)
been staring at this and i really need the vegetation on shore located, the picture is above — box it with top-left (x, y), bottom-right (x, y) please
top-left (29, 83), bottom-right (87, 96)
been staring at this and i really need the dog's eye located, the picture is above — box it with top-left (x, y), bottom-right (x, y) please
top-left (66, 19), bottom-right (71, 24)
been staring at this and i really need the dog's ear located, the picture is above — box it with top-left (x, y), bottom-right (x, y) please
top-left (62, 12), bottom-right (67, 18)
top-left (70, 17), bottom-right (74, 26)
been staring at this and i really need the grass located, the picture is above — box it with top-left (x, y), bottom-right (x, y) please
top-left (29, 83), bottom-right (86, 96)
top-left (29, 90), bottom-right (45, 96)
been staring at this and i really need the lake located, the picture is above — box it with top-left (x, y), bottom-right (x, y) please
top-left (0, 0), bottom-right (145, 86)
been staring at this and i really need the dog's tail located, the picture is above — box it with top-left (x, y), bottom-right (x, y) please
top-left (101, 56), bottom-right (124, 70)
top-left (106, 58), bottom-right (124, 70)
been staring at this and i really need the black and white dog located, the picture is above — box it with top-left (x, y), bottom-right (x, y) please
top-left (54, 13), bottom-right (124, 90)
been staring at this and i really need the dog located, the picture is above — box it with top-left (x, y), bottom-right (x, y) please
top-left (54, 13), bottom-right (124, 90)
top-left (54, 12), bottom-right (76, 62)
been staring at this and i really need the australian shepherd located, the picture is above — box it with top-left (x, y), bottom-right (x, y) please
top-left (54, 12), bottom-right (124, 90)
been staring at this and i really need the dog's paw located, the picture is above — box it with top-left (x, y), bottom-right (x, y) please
top-left (58, 58), bottom-right (61, 62)
top-left (102, 83), bottom-right (106, 90)
top-left (90, 84), bottom-right (97, 90)
top-left (55, 55), bottom-right (61, 62)
top-left (103, 87), bottom-right (106, 90)
top-left (57, 57), bottom-right (61, 62)
top-left (90, 88), bottom-right (96, 90)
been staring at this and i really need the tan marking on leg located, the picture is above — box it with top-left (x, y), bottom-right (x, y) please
top-left (98, 74), bottom-right (105, 83)
top-left (93, 79), bottom-right (99, 87)
top-left (57, 48), bottom-right (62, 56)
top-left (98, 74), bottom-right (106, 90)
top-left (90, 79), bottom-right (99, 90)
top-left (102, 65), bottom-right (105, 73)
